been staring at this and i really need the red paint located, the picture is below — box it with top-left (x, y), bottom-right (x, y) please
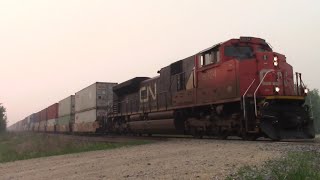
top-left (195, 37), bottom-right (299, 101)
top-left (40, 108), bottom-right (47, 121)
top-left (47, 103), bottom-right (59, 120)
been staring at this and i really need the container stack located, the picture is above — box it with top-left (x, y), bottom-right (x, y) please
top-left (74, 82), bottom-right (117, 133)
top-left (26, 115), bottom-right (31, 131)
top-left (34, 111), bottom-right (41, 131)
top-left (30, 113), bottom-right (36, 131)
top-left (57, 95), bottom-right (75, 132)
top-left (39, 109), bottom-right (47, 132)
top-left (46, 103), bottom-right (59, 132)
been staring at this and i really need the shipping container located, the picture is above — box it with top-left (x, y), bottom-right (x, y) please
top-left (40, 109), bottom-right (47, 121)
top-left (34, 122), bottom-right (40, 132)
top-left (75, 82), bottom-right (116, 112)
top-left (39, 108), bottom-right (47, 131)
top-left (21, 118), bottom-right (27, 131)
top-left (46, 103), bottom-right (58, 132)
top-left (47, 103), bottom-right (58, 119)
top-left (17, 120), bottom-right (23, 131)
top-left (30, 113), bottom-right (36, 131)
top-left (46, 119), bottom-right (55, 132)
top-left (74, 109), bottom-right (107, 132)
top-left (74, 82), bottom-right (117, 133)
top-left (39, 121), bottom-right (46, 132)
top-left (33, 112), bottom-right (41, 131)
top-left (57, 95), bottom-right (75, 132)
top-left (34, 111), bottom-right (40, 122)
top-left (56, 115), bottom-right (73, 132)
top-left (58, 95), bottom-right (75, 117)
top-left (27, 115), bottom-right (31, 124)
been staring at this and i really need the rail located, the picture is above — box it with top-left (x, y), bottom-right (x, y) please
top-left (254, 70), bottom-right (275, 116)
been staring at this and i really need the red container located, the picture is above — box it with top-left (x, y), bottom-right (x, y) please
top-left (47, 103), bottom-right (58, 120)
top-left (40, 108), bottom-right (47, 121)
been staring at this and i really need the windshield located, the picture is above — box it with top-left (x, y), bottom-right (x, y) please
top-left (257, 45), bottom-right (272, 52)
top-left (224, 46), bottom-right (253, 59)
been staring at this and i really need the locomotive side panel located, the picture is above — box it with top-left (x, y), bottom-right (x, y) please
top-left (196, 49), bottom-right (239, 105)
top-left (139, 77), bottom-right (159, 113)
top-left (172, 56), bottom-right (196, 107)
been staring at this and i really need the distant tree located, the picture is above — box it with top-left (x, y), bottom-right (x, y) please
top-left (0, 104), bottom-right (7, 133)
top-left (305, 89), bottom-right (320, 133)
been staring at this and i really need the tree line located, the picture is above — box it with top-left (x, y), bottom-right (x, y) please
top-left (0, 104), bottom-right (7, 133)
top-left (306, 89), bottom-right (320, 133)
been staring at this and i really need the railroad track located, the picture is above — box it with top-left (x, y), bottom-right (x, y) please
top-left (40, 132), bottom-right (320, 145)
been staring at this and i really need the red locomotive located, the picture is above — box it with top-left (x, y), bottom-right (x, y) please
top-left (108, 36), bottom-right (315, 140)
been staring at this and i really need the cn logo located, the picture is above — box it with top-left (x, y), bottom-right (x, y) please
top-left (140, 83), bottom-right (157, 103)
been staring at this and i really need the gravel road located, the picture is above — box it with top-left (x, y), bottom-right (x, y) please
top-left (1, 138), bottom-right (318, 180)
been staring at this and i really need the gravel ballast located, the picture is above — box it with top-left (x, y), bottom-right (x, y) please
top-left (1, 138), bottom-right (318, 180)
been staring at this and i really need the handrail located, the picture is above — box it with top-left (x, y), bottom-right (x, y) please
top-left (254, 70), bottom-right (275, 116)
top-left (242, 79), bottom-right (256, 126)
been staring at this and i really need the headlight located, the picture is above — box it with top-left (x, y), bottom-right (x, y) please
top-left (304, 88), bottom-right (308, 94)
top-left (273, 56), bottom-right (278, 67)
top-left (273, 56), bottom-right (278, 61)
top-left (275, 87), bottom-right (280, 93)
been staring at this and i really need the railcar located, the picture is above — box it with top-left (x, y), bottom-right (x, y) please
top-left (107, 36), bottom-right (315, 140)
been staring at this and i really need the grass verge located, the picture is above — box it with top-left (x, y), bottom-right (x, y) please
top-left (0, 132), bottom-right (151, 163)
top-left (227, 151), bottom-right (320, 180)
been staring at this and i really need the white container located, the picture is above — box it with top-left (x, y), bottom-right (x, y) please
top-left (74, 109), bottom-right (107, 132)
top-left (75, 82), bottom-right (117, 113)
top-left (59, 95), bottom-right (75, 117)
top-left (27, 115), bottom-right (31, 124)
top-left (46, 118), bottom-right (57, 132)
top-left (39, 121), bottom-right (46, 132)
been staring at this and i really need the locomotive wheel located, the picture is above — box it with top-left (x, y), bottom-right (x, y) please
top-left (191, 127), bottom-right (203, 139)
top-left (217, 131), bottom-right (228, 140)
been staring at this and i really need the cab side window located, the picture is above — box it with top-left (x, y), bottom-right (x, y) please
top-left (199, 49), bottom-right (220, 67)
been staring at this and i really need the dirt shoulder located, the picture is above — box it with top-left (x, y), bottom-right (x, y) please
top-left (1, 139), bottom-right (317, 180)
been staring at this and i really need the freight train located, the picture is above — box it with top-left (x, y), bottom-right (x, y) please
top-left (9, 37), bottom-right (315, 140)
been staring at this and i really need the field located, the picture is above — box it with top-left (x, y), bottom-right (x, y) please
top-left (1, 133), bottom-right (320, 179)
top-left (0, 132), bottom-right (150, 163)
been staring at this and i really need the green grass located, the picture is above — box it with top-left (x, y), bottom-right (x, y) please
top-left (227, 151), bottom-right (320, 180)
top-left (0, 132), bottom-right (151, 163)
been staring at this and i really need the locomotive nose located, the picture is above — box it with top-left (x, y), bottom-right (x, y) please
top-left (256, 52), bottom-right (291, 96)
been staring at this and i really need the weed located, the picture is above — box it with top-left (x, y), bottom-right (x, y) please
top-left (0, 132), bottom-right (151, 163)
top-left (228, 151), bottom-right (320, 180)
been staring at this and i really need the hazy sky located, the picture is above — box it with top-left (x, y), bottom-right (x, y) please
top-left (1, 0), bottom-right (320, 126)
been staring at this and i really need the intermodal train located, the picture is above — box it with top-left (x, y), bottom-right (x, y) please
top-left (9, 37), bottom-right (315, 140)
